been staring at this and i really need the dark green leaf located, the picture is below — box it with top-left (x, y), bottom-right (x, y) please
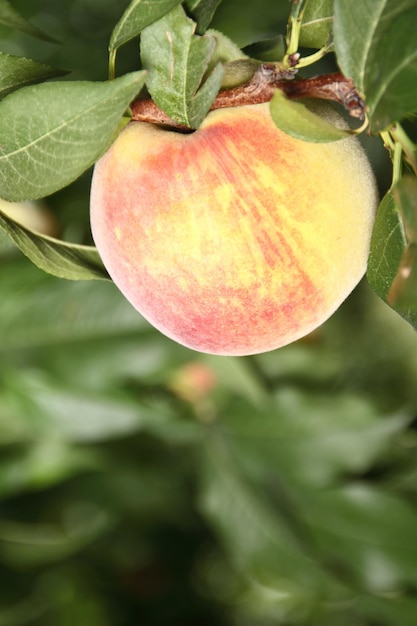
top-left (184, 0), bottom-right (222, 34)
top-left (141, 4), bottom-right (223, 128)
top-left (0, 0), bottom-right (58, 43)
top-left (109, 0), bottom-right (182, 51)
top-left (270, 90), bottom-right (351, 142)
top-left (0, 71), bottom-right (146, 201)
top-left (300, 0), bottom-right (333, 49)
top-left (0, 52), bottom-right (67, 101)
top-left (334, 0), bottom-right (417, 131)
top-left (0, 209), bottom-right (108, 280)
top-left (243, 35), bottom-right (286, 62)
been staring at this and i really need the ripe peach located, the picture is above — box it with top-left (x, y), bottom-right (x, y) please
top-left (90, 102), bottom-right (377, 356)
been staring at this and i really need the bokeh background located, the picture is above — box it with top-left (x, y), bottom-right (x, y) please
top-left (1, 1), bottom-right (417, 625)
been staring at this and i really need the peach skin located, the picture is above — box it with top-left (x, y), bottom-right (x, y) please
top-left (90, 102), bottom-right (378, 355)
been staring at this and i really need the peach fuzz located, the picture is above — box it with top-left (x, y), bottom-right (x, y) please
top-left (90, 102), bottom-right (378, 356)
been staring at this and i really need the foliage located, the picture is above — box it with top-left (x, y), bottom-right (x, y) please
top-left (0, 0), bottom-right (417, 624)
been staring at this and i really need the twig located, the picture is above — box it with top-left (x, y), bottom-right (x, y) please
top-left (131, 64), bottom-right (365, 130)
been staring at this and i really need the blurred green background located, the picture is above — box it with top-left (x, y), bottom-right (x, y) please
top-left (1, 1), bottom-right (417, 625)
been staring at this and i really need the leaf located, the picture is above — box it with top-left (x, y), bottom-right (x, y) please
top-left (0, 0), bottom-right (57, 43)
top-left (270, 90), bottom-right (351, 142)
top-left (304, 484), bottom-right (417, 591)
top-left (0, 209), bottom-right (108, 280)
top-left (184, 0), bottom-right (222, 34)
top-left (367, 181), bottom-right (417, 329)
top-left (0, 71), bottom-right (147, 202)
top-left (386, 177), bottom-right (417, 313)
top-left (109, 0), bottom-right (182, 52)
top-left (300, 0), bottom-right (333, 49)
top-left (198, 430), bottom-right (332, 595)
top-left (334, 0), bottom-right (417, 131)
top-left (0, 52), bottom-right (67, 101)
top-left (140, 4), bottom-right (223, 128)
top-left (218, 388), bottom-right (409, 489)
top-left (367, 190), bottom-right (405, 300)
top-left (0, 258), bottom-right (148, 354)
top-left (243, 35), bottom-right (286, 62)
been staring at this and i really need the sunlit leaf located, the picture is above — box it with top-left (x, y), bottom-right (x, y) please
top-left (140, 4), bottom-right (223, 128)
top-left (0, 71), bottom-right (146, 201)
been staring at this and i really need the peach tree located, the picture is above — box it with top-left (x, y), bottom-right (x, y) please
top-left (1, 1), bottom-right (417, 625)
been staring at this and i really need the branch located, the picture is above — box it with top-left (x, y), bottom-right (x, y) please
top-left (131, 64), bottom-right (365, 130)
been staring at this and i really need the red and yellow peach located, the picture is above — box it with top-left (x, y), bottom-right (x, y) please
top-left (90, 102), bottom-right (377, 355)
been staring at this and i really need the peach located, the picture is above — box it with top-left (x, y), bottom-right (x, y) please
top-left (90, 102), bottom-right (377, 356)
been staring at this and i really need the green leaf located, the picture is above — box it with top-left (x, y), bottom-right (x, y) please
top-left (300, 0), bottom-right (333, 49)
top-left (184, 0), bottom-right (222, 34)
top-left (109, 0), bottom-right (182, 52)
top-left (367, 190), bottom-right (405, 300)
top-left (199, 431), bottom-right (331, 596)
top-left (0, 71), bottom-right (146, 202)
top-left (0, 209), bottom-right (108, 281)
top-left (385, 177), bottom-right (417, 315)
top-left (270, 90), bottom-right (351, 142)
top-left (0, 259), bottom-right (148, 354)
top-left (367, 181), bottom-right (417, 329)
top-left (218, 389), bottom-right (409, 489)
top-left (304, 484), bottom-right (417, 591)
top-left (0, 51), bottom-right (67, 101)
top-left (0, 0), bottom-right (57, 43)
top-left (140, 4), bottom-right (223, 128)
top-left (243, 35), bottom-right (286, 62)
top-left (334, 0), bottom-right (417, 131)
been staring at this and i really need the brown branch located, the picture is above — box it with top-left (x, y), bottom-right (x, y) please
top-left (130, 64), bottom-right (365, 130)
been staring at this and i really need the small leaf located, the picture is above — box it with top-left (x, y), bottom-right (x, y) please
top-left (0, 0), bottom-right (57, 43)
top-left (243, 35), bottom-right (286, 62)
top-left (140, 4), bottom-right (223, 128)
top-left (270, 90), bottom-right (350, 142)
top-left (0, 209), bottom-right (109, 281)
top-left (386, 177), bottom-right (417, 313)
top-left (0, 52), bottom-right (67, 101)
top-left (367, 183), bottom-right (417, 330)
top-left (300, 0), bottom-right (333, 49)
top-left (367, 190), bottom-right (405, 300)
top-left (334, 0), bottom-right (417, 130)
top-left (184, 0), bottom-right (222, 34)
top-left (0, 71), bottom-right (147, 202)
top-left (109, 0), bottom-right (182, 52)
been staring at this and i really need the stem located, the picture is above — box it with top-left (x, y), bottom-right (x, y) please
top-left (285, 0), bottom-right (308, 58)
top-left (131, 69), bottom-right (366, 129)
top-left (390, 123), bottom-right (417, 177)
top-left (108, 49), bottom-right (117, 80)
